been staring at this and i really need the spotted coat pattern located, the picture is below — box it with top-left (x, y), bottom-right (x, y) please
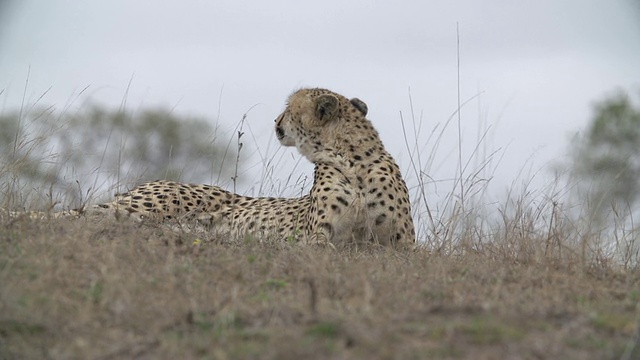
top-left (15, 88), bottom-right (415, 248)
top-left (275, 88), bottom-right (416, 247)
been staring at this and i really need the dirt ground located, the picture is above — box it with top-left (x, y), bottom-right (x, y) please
top-left (1, 217), bottom-right (638, 360)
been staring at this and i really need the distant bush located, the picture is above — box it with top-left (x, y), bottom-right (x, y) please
top-left (567, 90), bottom-right (640, 220)
top-left (0, 105), bottom-right (236, 209)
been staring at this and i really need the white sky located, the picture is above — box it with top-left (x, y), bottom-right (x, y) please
top-left (1, 1), bottom-right (639, 206)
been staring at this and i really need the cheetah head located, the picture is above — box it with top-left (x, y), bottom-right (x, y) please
top-left (275, 88), bottom-right (368, 161)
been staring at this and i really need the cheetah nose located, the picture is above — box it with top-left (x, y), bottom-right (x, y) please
top-left (275, 126), bottom-right (284, 140)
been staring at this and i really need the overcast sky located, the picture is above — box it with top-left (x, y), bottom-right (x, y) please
top-left (1, 1), bottom-right (639, 204)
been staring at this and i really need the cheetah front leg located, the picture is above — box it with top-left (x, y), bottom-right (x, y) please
top-left (304, 225), bottom-right (336, 249)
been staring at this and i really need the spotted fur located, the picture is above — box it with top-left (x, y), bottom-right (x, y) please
top-left (13, 88), bottom-right (415, 248)
top-left (275, 88), bottom-right (416, 247)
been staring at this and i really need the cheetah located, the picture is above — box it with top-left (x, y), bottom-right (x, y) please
top-left (275, 88), bottom-right (415, 247)
top-left (8, 88), bottom-right (415, 247)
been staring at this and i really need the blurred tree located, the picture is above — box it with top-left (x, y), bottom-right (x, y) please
top-left (0, 107), bottom-right (62, 201)
top-left (569, 90), bottom-right (640, 219)
top-left (0, 105), bottom-right (237, 208)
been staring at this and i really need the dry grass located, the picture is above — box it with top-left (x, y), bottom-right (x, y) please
top-left (2, 82), bottom-right (639, 359)
top-left (1, 216), bottom-right (638, 360)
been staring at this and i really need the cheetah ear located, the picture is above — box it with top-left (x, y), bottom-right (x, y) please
top-left (349, 97), bottom-right (368, 116)
top-left (315, 94), bottom-right (340, 124)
